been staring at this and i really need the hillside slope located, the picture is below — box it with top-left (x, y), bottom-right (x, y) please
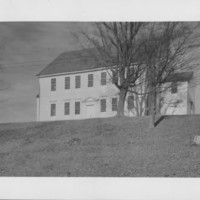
top-left (0, 115), bottom-right (200, 177)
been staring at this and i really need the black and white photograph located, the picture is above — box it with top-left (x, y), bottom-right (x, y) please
top-left (1, 20), bottom-right (200, 177)
top-left (1, 0), bottom-right (200, 199)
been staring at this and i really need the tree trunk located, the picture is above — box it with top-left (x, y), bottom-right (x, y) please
top-left (149, 85), bottom-right (156, 128)
top-left (117, 89), bottom-right (127, 117)
top-left (145, 94), bottom-right (150, 115)
top-left (156, 85), bottom-right (161, 115)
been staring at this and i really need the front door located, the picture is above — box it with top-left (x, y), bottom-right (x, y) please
top-left (86, 104), bottom-right (96, 118)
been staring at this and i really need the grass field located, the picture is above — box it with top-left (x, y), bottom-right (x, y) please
top-left (0, 115), bottom-right (200, 177)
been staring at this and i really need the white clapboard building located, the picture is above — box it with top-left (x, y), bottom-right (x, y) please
top-left (36, 48), bottom-right (194, 121)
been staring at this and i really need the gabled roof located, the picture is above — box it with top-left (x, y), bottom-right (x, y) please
top-left (37, 48), bottom-right (103, 77)
top-left (37, 48), bottom-right (194, 83)
top-left (164, 71), bottom-right (193, 83)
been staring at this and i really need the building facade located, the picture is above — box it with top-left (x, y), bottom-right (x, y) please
top-left (160, 77), bottom-right (194, 115)
top-left (36, 49), bottom-right (194, 121)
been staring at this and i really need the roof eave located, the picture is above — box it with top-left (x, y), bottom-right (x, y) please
top-left (37, 66), bottom-right (107, 78)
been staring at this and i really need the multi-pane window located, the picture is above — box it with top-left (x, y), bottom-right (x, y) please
top-left (65, 77), bottom-right (70, 89)
top-left (75, 102), bottom-right (80, 115)
top-left (112, 98), bottom-right (118, 111)
top-left (75, 75), bottom-right (81, 88)
top-left (101, 72), bottom-right (107, 85)
top-left (171, 82), bottom-right (178, 94)
top-left (100, 99), bottom-right (106, 112)
top-left (88, 74), bottom-right (93, 87)
top-left (64, 102), bottom-right (70, 115)
top-left (127, 96), bottom-right (134, 110)
top-left (51, 78), bottom-right (56, 91)
top-left (50, 103), bottom-right (56, 116)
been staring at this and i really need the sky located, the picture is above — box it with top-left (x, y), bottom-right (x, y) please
top-left (0, 22), bottom-right (90, 123)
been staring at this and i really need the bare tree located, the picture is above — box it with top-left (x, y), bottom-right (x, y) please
top-left (78, 22), bottom-right (146, 117)
top-left (142, 22), bottom-right (200, 127)
top-left (75, 22), bottom-right (200, 123)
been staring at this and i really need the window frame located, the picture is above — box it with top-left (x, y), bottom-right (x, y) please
top-left (50, 103), bottom-right (56, 116)
top-left (64, 102), bottom-right (70, 115)
top-left (65, 77), bottom-right (70, 90)
top-left (127, 95), bottom-right (134, 110)
top-left (101, 72), bottom-right (107, 86)
top-left (88, 74), bottom-right (94, 87)
top-left (75, 75), bottom-right (81, 89)
top-left (112, 71), bottom-right (118, 85)
top-left (171, 82), bottom-right (178, 94)
top-left (100, 98), bottom-right (106, 112)
top-left (51, 78), bottom-right (56, 91)
top-left (112, 97), bottom-right (118, 111)
top-left (75, 101), bottom-right (81, 115)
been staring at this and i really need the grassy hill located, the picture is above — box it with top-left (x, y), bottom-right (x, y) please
top-left (0, 115), bottom-right (200, 177)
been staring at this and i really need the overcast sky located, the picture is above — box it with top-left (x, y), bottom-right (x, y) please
top-left (0, 22), bottom-right (90, 123)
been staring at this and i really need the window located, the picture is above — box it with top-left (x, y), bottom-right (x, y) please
top-left (88, 74), bottom-right (93, 87)
top-left (75, 76), bottom-right (81, 88)
top-left (64, 102), bottom-right (70, 115)
top-left (50, 103), bottom-right (56, 116)
top-left (112, 98), bottom-right (118, 111)
top-left (127, 96), bottom-right (134, 110)
top-left (65, 77), bottom-right (70, 89)
top-left (101, 72), bottom-right (107, 85)
top-left (112, 71), bottom-right (118, 85)
top-left (51, 78), bottom-right (56, 91)
top-left (75, 102), bottom-right (80, 115)
top-left (171, 82), bottom-right (178, 94)
top-left (100, 99), bottom-right (106, 112)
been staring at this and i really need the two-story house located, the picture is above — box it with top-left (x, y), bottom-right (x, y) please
top-left (36, 48), bottom-right (194, 121)
top-left (36, 49), bottom-right (137, 121)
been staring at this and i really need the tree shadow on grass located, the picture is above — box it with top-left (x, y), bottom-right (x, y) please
top-left (155, 115), bottom-right (167, 127)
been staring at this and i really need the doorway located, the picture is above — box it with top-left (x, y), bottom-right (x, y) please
top-left (86, 104), bottom-right (96, 118)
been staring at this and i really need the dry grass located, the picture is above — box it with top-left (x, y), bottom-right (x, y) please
top-left (0, 115), bottom-right (200, 177)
